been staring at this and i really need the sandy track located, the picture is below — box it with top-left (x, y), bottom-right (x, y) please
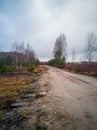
top-left (2, 66), bottom-right (97, 130)
top-left (42, 66), bottom-right (97, 130)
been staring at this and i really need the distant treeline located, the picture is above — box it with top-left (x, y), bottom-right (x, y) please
top-left (0, 42), bottom-right (40, 73)
top-left (48, 32), bottom-right (97, 69)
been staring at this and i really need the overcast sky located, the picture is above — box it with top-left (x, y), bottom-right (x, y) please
top-left (0, 0), bottom-right (97, 61)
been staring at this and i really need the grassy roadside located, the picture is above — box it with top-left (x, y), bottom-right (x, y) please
top-left (0, 66), bottom-right (47, 115)
top-left (65, 63), bottom-right (97, 77)
top-left (0, 74), bottom-right (34, 110)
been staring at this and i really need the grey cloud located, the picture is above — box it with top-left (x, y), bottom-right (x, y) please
top-left (0, 0), bottom-right (97, 61)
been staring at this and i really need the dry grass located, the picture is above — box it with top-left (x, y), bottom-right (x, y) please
top-left (0, 65), bottom-right (47, 111)
top-left (34, 65), bottom-right (47, 73)
top-left (0, 74), bottom-right (34, 109)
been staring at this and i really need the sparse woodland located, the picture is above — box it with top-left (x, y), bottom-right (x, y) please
top-left (0, 42), bottom-right (40, 73)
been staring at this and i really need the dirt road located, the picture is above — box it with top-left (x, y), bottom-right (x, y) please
top-left (37, 66), bottom-right (97, 130)
top-left (2, 66), bottom-right (97, 130)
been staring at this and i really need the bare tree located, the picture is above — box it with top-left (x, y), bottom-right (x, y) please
top-left (11, 41), bottom-right (19, 68)
top-left (85, 32), bottom-right (97, 63)
top-left (72, 49), bottom-right (75, 62)
top-left (11, 41), bottom-right (36, 67)
top-left (17, 42), bottom-right (25, 67)
top-left (51, 33), bottom-right (67, 68)
top-left (20, 42), bottom-right (25, 66)
top-left (24, 43), bottom-right (35, 64)
top-left (54, 33), bottom-right (67, 61)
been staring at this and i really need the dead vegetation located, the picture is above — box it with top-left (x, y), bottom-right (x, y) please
top-left (0, 74), bottom-right (34, 110)
top-left (0, 65), bottom-right (47, 110)
top-left (65, 63), bottom-right (97, 77)
top-left (0, 65), bottom-right (48, 130)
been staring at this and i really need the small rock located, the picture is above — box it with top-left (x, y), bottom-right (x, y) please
top-left (35, 92), bottom-right (47, 98)
top-left (10, 101), bottom-right (27, 108)
top-left (39, 92), bottom-right (47, 96)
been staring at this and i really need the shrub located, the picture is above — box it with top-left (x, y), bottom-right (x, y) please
top-left (0, 57), bottom-right (15, 73)
top-left (27, 63), bottom-right (35, 72)
top-left (0, 65), bottom-right (7, 73)
top-left (5, 56), bottom-right (13, 66)
top-left (6, 66), bottom-right (16, 73)
top-left (34, 59), bottom-right (40, 66)
top-left (48, 58), bottom-right (65, 69)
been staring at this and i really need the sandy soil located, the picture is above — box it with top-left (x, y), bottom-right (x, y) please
top-left (2, 66), bottom-right (97, 130)
top-left (34, 66), bottom-right (97, 130)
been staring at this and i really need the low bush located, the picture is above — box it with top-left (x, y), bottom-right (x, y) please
top-left (0, 65), bottom-right (6, 73)
top-left (48, 58), bottom-right (65, 69)
top-left (6, 66), bottom-right (16, 73)
top-left (27, 63), bottom-right (35, 72)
